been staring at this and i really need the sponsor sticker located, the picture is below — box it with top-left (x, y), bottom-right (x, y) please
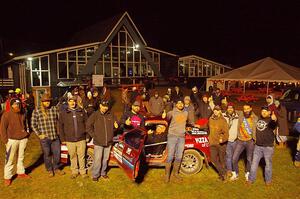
top-left (195, 137), bottom-right (208, 143)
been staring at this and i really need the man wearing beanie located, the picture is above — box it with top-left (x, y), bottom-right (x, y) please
top-left (31, 94), bottom-right (65, 177)
top-left (247, 106), bottom-right (277, 186)
top-left (149, 91), bottom-right (164, 116)
top-left (0, 99), bottom-right (31, 186)
top-left (209, 105), bottom-right (229, 181)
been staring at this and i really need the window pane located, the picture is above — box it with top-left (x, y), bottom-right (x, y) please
top-left (134, 51), bottom-right (140, 62)
top-left (58, 62), bottom-right (67, 78)
top-left (119, 47), bottom-right (126, 62)
top-left (31, 58), bottom-right (39, 70)
top-left (86, 48), bottom-right (95, 58)
top-left (41, 56), bottom-right (48, 70)
top-left (111, 35), bottom-right (118, 46)
top-left (127, 33), bottom-right (133, 47)
top-left (127, 48), bottom-right (133, 62)
top-left (42, 72), bottom-right (49, 86)
top-left (78, 49), bottom-right (86, 63)
top-left (58, 53), bottom-right (67, 60)
top-left (69, 62), bottom-right (76, 78)
top-left (134, 63), bottom-right (140, 76)
top-left (112, 47), bottom-right (118, 62)
top-left (104, 62), bottom-right (111, 77)
top-left (128, 63), bottom-right (133, 77)
top-left (154, 53), bottom-right (159, 62)
top-left (68, 51), bottom-right (76, 61)
top-left (32, 71), bottom-right (41, 86)
top-left (104, 47), bottom-right (111, 61)
top-left (119, 32), bottom-right (126, 46)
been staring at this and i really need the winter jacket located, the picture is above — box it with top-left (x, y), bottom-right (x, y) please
top-left (184, 104), bottom-right (195, 124)
top-left (198, 101), bottom-right (213, 119)
top-left (208, 114), bottom-right (229, 145)
top-left (59, 108), bottom-right (88, 142)
top-left (86, 111), bottom-right (116, 146)
top-left (149, 96), bottom-right (164, 116)
top-left (0, 110), bottom-right (28, 144)
top-left (171, 91), bottom-right (183, 102)
top-left (255, 117), bottom-right (277, 147)
top-left (222, 111), bottom-right (239, 142)
top-left (276, 105), bottom-right (289, 136)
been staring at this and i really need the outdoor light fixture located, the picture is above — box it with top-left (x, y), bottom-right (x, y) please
top-left (135, 44), bottom-right (139, 49)
top-left (27, 57), bottom-right (33, 61)
top-left (8, 52), bottom-right (14, 56)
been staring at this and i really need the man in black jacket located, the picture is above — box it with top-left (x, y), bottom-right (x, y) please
top-left (86, 100), bottom-right (118, 181)
top-left (247, 106), bottom-right (277, 186)
top-left (59, 96), bottom-right (89, 179)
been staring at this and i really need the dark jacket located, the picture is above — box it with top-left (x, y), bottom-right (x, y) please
top-left (171, 91), bottom-right (183, 102)
top-left (208, 114), bottom-right (229, 145)
top-left (198, 101), bottom-right (213, 119)
top-left (276, 105), bottom-right (289, 136)
top-left (83, 98), bottom-right (97, 117)
top-left (121, 111), bottom-right (145, 129)
top-left (255, 117), bottom-right (277, 147)
top-left (86, 111), bottom-right (116, 146)
top-left (59, 108), bottom-right (88, 142)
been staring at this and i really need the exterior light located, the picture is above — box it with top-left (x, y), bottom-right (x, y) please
top-left (8, 52), bottom-right (14, 56)
top-left (27, 57), bottom-right (33, 61)
top-left (135, 44), bottom-right (139, 49)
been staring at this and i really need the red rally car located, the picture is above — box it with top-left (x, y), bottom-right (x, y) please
top-left (60, 119), bottom-right (211, 180)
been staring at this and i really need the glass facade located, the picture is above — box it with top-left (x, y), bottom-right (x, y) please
top-left (30, 55), bottom-right (50, 87)
top-left (178, 56), bottom-right (228, 77)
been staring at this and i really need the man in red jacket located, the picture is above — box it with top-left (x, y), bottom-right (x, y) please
top-left (0, 99), bottom-right (31, 186)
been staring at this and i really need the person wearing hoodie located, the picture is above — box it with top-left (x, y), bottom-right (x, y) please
top-left (266, 94), bottom-right (277, 113)
top-left (222, 102), bottom-right (239, 177)
top-left (209, 105), bottom-right (229, 181)
top-left (86, 100), bottom-right (118, 181)
top-left (149, 91), bottom-right (164, 116)
top-left (163, 98), bottom-right (195, 183)
top-left (231, 103), bottom-right (258, 181)
top-left (247, 106), bottom-right (277, 186)
top-left (0, 99), bottom-right (31, 186)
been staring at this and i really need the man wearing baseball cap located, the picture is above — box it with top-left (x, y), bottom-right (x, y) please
top-left (86, 100), bottom-right (118, 181)
top-left (0, 98), bottom-right (31, 186)
top-left (120, 100), bottom-right (145, 129)
top-left (31, 94), bottom-right (65, 177)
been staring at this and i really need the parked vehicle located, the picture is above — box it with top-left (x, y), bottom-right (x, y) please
top-left (61, 118), bottom-right (211, 180)
top-left (280, 88), bottom-right (300, 123)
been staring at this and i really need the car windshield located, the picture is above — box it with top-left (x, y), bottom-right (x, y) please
top-left (281, 89), bottom-right (300, 101)
top-left (124, 130), bottom-right (144, 150)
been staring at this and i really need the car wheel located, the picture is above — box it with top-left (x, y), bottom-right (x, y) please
top-left (86, 148), bottom-right (94, 171)
top-left (180, 149), bottom-right (204, 176)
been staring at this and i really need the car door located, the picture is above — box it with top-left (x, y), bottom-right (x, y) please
top-left (112, 128), bottom-right (146, 180)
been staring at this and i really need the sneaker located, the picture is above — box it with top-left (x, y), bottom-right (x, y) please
top-left (48, 171), bottom-right (54, 178)
top-left (245, 172), bottom-right (250, 181)
top-left (101, 175), bottom-right (109, 180)
top-left (81, 174), bottom-right (89, 179)
top-left (229, 172), bottom-right (238, 181)
top-left (4, 179), bottom-right (12, 186)
top-left (17, 174), bottom-right (31, 179)
top-left (54, 169), bottom-right (65, 176)
top-left (70, 174), bottom-right (78, 179)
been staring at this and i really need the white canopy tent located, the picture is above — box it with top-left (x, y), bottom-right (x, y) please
top-left (207, 57), bottom-right (300, 94)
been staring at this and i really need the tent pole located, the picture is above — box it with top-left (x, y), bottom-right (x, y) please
top-left (243, 81), bottom-right (246, 94)
top-left (266, 81), bottom-right (269, 95)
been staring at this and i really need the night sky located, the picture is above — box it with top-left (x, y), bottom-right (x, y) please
top-left (1, 0), bottom-right (300, 68)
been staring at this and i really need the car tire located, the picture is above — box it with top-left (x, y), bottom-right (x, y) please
top-left (86, 148), bottom-right (94, 171)
top-left (180, 149), bottom-right (204, 176)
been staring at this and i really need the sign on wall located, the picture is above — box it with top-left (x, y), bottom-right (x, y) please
top-left (92, 75), bottom-right (104, 87)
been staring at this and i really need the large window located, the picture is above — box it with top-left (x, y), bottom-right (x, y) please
top-left (30, 56), bottom-right (50, 87)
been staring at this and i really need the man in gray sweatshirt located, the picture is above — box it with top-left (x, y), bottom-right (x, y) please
top-left (164, 98), bottom-right (195, 183)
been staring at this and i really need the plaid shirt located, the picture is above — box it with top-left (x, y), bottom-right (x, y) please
top-left (31, 106), bottom-right (59, 140)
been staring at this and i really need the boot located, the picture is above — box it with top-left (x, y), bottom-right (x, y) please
top-left (173, 162), bottom-right (183, 181)
top-left (165, 163), bottom-right (172, 183)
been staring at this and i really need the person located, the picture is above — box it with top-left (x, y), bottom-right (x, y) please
top-left (222, 102), bottom-right (239, 178)
top-left (274, 100), bottom-right (288, 148)
top-left (247, 106), bottom-right (277, 186)
top-left (171, 86), bottom-right (183, 103)
top-left (25, 91), bottom-right (35, 132)
top-left (266, 94), bottom-right (277, 113)
top-left (141, 87), bottom-right (150, 102)
top-left (0, 99), bottom-right (31, 186)
top-left (59, 96), bottom-right (89, 179)
top-left (100, 85), bottom-right (111, 101)
top-left (164, 98), bottom-right (195, 183)
top-left (166, 88), bottom-right (173, 102)
top-left (83, 91), bottom-right (97, 117)
top-left (4, 90), bottom-right (15, 112)
top-left (231, 104), bottom-right (258, 181)
top-left (294, 114), bottom-right (300, 168)
top-left (129, 86), bottom-right (139, 104)
top-left (149, 91), bottom-right (164, 117)
top-left (72, 87), bottom-right (83, 108)
top-left (121, 101), bottom-right (145, 129)
top-left (197, 93), bottom-right (214, 127)
top-left (190, 86), bottom-right (201, 107)
top-left (212, 88), bottom-right (223, 106)
top-left (86, 100), bottom-right (118, 181)
top-left (162, 95), bottom-right (173, 113)
top-left (31, 94), bottom-right (65, 177)
top-left (209, 105), bottom-right (229, 181)
top-left (183, 96), bottom-right (195, 124)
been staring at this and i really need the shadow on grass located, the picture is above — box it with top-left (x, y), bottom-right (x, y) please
top-left (25, 154), bottom-right (44, 174)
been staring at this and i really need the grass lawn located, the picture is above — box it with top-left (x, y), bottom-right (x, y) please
top-left (0, 87), bottom-right (299, 199)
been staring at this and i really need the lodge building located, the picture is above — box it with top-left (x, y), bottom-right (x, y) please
top-left (0, 12), bottom-right (230, 105)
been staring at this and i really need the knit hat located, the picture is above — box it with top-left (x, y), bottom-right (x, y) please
top-left (227, 102), bottom-right (234, 108)
top-left (261, 105), bottom-right (269, 111)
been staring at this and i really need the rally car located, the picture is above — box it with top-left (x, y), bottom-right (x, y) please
top-left (60, 119), bottom-right (211, 180)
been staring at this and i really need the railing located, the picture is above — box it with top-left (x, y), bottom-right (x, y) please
top-left (0, 79), bottom-right (14, 87)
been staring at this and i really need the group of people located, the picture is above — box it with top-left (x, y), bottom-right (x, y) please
top-left (0, 85), bottom-right (298, 187)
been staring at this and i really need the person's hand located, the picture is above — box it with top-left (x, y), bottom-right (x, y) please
top-left (125, 117), bottom-right (131, 126)
top-left (208, 96), bottom-right (213, 102)
top-left (38, 134), bottom-right (47, 139)
top-left (271, 111), bottom-right (277, 121)
top-left (147, 129), bottom-right (154, 134)
top-left (114, 121), bottom-right (119, 129)
top-left (162, 110), bottom-right (166, 119)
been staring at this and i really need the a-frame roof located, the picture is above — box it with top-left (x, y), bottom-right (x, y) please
top-left (208, 57), bottom-right (300, 82)
top-left (69, 12), bottom-right (147, 46)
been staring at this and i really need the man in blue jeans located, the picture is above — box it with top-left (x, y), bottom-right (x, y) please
top-left (86, 100), bottom-right (118, 181)
top-left (247, 106), bottom-right (277, 186)
top-left (31, 94), bottom-right (65, 177)
top-left (164, 98), bottom-right (195, 183)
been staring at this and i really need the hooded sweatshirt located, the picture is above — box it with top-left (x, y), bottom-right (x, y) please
top-left (266, 95), bottom-right (277, 114)
top-left (167, 107), bottom-right (194, 137)
top-left (0, 110), bottom-right (28, 143)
